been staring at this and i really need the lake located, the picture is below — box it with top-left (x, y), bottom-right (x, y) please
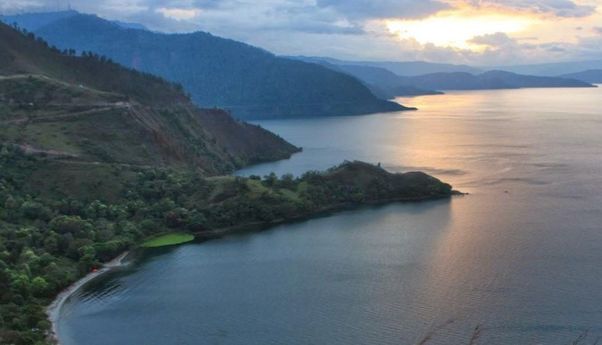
top-left (58, 87), bottom-right (602, 345)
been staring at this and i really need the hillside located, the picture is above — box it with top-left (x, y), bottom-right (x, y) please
top-left (559, 69), bottom-right (602, 84)
top-left (3, 11), bottom-right (407, 120)
top-left (0, 22), bottom-right (299, 174)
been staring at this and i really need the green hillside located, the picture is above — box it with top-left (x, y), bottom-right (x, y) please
top-left (0, 23), bottom-right (299, 174)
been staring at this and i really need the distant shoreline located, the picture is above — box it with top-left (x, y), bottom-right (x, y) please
top-left (46, 252), bottom-right (130, 344)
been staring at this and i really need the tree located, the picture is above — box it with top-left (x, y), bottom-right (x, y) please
top-left (30, 277), bottom-right (48, 297)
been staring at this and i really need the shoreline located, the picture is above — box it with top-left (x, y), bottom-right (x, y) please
top-left (46, 251), bottom-right (130, 344)
top-left (46, 193), bottom-right (463, 344)
top-left (196, 193), bottom-right (462, 240)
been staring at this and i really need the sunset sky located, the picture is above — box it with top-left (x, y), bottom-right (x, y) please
top-left (2, 0), bottom-right (601, 65)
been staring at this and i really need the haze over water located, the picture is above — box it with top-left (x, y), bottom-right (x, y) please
top-left (59, 87), bottom-right (602, 345)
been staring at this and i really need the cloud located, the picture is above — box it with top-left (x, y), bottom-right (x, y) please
top-left (463, 0), bottom-right (597, 18)
top-left (315, 0), bottom-right (450, 20)
top-left (1, 0), bottom-right (601, 65)
top-left (469, 32), bottom-right (517, 47)
top-left (0, 0), bottom-right (44, 12)
top-left (156, 7), bottom-right (201, 20)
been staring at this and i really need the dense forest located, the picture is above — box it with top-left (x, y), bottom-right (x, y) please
top-left (2, 11), bottom-right (407, 119)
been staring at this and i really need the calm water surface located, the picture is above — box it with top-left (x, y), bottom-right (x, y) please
top-left (59, 87), bottom-right (602, 345)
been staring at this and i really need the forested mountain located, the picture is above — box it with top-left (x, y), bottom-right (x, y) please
top-left (559, 70), bottom-right (602, 84)
top-left (2, 11), bottom-right (406, 119)
top-left (0, 22), bottom-right (298, 175)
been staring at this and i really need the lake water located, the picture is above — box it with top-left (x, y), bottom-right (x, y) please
top-left (58, 87), bottom-right (602, 345)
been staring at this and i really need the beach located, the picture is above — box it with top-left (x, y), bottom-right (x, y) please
top-left (46, 252), bottom-right (130, 344)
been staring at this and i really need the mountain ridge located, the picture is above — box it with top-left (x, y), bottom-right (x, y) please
top-left (3, 11), bottom-right (407, 120)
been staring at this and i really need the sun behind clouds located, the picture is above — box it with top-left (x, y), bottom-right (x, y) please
top-left (386, 11), bottom-right (535, 51)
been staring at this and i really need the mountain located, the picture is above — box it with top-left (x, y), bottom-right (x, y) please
top-left (494, 60), bottom-right (602, 76)
top-left (399, 70), bottom-right (594, 91)
top-left (2, 12), bottom-right (406, 120)
top-left (559, 70), bottom-right (602, 84)
top-left (0, 10), bottom-right (148, 31)
top-left (306, 62), bottom-right (441, 99)
top-left (292, 58), bottom-right (594, 92)
top-left (0, 21), bottom-right (298, 174)
top-left (291, 57), bottom-right (592, 93)
top-left (0, 10), bottom-right (79, 31)
top-left (293, 56), bottom-right (483, 76)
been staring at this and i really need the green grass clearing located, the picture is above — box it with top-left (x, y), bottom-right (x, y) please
top-left (141, 233), bottom-right (195, 248)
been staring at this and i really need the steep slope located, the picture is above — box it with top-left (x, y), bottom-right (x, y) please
top-left (559, 70), bottom-right (602, 84)
top-left (4, 12), bottom-right (407, 120)
top-left (0, 22), bottom-right (299, 174)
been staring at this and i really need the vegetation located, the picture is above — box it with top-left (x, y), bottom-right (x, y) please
top-left (3, 11), bottom-right (407, 120)
top-left (0, 145), bottom-right (453, 344)
top-left (141, 233), bottom-right (195, 248)
top-left (0, 22), bottom-right (454, 345)
top-left (0, 22), bottom-right (299, 175)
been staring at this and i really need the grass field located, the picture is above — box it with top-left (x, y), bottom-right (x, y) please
top-left (141, 233), bottom-right (195, 248)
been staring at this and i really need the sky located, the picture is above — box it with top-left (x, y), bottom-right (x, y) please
top-left (1, 0), bottom-right (601, 65)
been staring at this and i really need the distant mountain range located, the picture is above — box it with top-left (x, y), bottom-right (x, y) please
top-left (307, 62), bottom-right (442, 99)
top-left (493, 60), bottom-right (602, 77)
top-left (296, 57), bottom-right (594, 98)
top-left (559, 70), bottom-right (602, 84)
top-left (1, 11), bottom-right (406, 120)
top-left (0, 10), bottom-right (148, 31)
top-left (397, 70), bottom-right (593, 91)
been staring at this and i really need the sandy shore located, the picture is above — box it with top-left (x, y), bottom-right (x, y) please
top-left (46, 252), bottom-right (130, 344)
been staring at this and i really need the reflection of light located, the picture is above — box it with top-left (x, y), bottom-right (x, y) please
top-left (386, 14), bottom-right (532, 50)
